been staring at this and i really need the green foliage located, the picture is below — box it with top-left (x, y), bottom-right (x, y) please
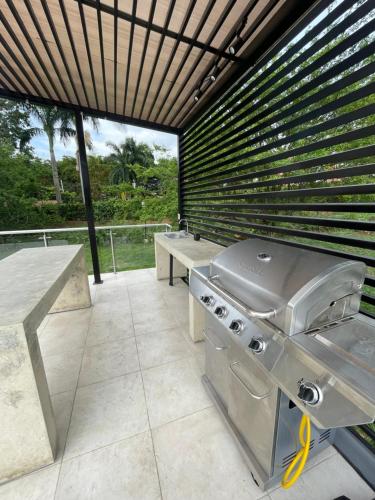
top-left (139, 193), bottom-right (178, 222)
top-left (88, 155), bottom-right (113, 198)
top-left (58, 201), bottom-right (86, 220)
top-left (107, 138), bottom-right (155, 185)
top-left (93, 198), bottom-right (143, 222)
top-left (0, 100), bottom-right (35, 153)
top-left (0, 98), bottom-right (177, 229)
top-left (101, 182), bottom-right (134, 198)
top-left (58, 157), bottom-right (81, 194)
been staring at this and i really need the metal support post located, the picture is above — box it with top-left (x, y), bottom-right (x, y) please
top-left (169, 254), bottom-right (174, 286)
top-left (75, 111), bottom-right (102, 284)
top-left (109, 229), bottom-right (116, 274)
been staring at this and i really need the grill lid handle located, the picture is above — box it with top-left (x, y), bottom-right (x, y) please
top-left (208, 275), bottom-right (277, 320)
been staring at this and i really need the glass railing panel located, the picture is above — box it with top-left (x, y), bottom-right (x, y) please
top-left (111, 224), bottom-right (169, 273)
top-left (111, 226), bottom-right (153, 272)
top-left (0, 234), bottom-right (45, 260)
top-left (95, 229), bottom-right (115, 274)
top-left (0, 224), bottom-right (171, 273)
top-left (46, 230), bottom-right (111, 275)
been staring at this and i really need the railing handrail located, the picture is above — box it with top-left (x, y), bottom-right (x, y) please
top-left (0, 223), bottom-right (172, 236)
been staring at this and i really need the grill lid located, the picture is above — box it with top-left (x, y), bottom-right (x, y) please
top-left (209, 239), bottom-right (366, 335)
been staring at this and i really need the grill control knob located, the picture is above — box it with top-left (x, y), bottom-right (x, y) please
top-left (248, 337), bottom-right (265, 353)
top-left (297, 382), bottom-right (321, 406)
top-left (200, 295), bottom-right (215, 306)
top-left (214, 306), bottom-right (227, 319)
top-left (229, 320), bottom-right (244, 334)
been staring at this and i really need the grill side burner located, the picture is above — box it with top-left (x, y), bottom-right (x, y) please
top-left (190, 238), bottom-right (375, 490)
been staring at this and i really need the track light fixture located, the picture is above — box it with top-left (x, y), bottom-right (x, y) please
top-left (191, 16), bottom-right (247, 106)
top-left (207, 64), bottom-right (220, 82)
top-left (229, 36), bottom-right (243, 55)
top-left (193, 89), bottom-right (202, 102)
top-left (228, 15), bottom-right (247, 55)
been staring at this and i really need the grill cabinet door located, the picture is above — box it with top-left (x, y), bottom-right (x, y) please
top-left (204, 317), bottom-right (230, 407)
top-left (228, 341), bottom-right (279, 475)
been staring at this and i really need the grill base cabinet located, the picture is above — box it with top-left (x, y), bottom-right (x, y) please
top-left (202, 313), bottom-right (335, 490)
top-left (190, 238), bottom-right (375, 492)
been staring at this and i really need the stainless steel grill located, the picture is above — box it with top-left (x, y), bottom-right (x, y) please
top-left (190, 238), bottom-right (375, 490)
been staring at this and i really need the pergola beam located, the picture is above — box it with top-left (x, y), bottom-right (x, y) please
top-left (76, 0), bottom-right (240, 62)
top-left (0, 88), bottom-right (180, 134)
top-left (138, 0), bottom-right (176, 120)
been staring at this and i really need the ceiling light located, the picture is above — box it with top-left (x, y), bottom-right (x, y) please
top-left (229, 37), bottom-right (243, 55)
top-left (193, 89), bottom-right (202, 102)
top-left (206, 64), bottom-right (220, 83)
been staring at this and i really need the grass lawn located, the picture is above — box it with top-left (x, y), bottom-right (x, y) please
top-left (93, 241), bottom-right (156, 274)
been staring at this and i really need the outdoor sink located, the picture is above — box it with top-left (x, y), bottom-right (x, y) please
top-left (164, 232), bottom-right (188, 239)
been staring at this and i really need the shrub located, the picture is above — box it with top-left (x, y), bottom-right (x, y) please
top-left (59, 201), bottom-right (86, 221)
top-left (93, 199), bottom-right (119, 221)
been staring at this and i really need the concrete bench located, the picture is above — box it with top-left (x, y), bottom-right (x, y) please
top-left (0, 245), bottom-right (91, 483)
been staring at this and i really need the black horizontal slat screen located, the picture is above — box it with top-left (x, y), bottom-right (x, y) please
top-left (179, 0), bottom-right (375, 318)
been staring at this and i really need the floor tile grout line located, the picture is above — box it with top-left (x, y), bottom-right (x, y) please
top-left (54, 340), bottom-right (196, 393)
top-left (149, 403), bottom-right (214, 433)
top-left (50, 283), bottom-right (191, 409)
top-left (52, 301), bottom-right (94, 500)
top-left (0, 462), bottom-right (60, 489)
top-left (82, 332), bottom-right (136, 350)
top-left (134, 324), bottom-right (188, 339)
top-left (50, 339), bottom-right (198, 394)
top-left (139, 352), bottom-right (195, 372)
top-left (41, 347), bottom-right (85, 362)
top-left (85, 332), bottom-right (136, 349)
top-left (49, 387), bottom-right (80, 398)
top-left (76, 367), bottom-right (141, 391)
top-left (139, 352), bottom-right (202, 374)
top-left (128, 287), bottom-right (203, 371)
top-left (60, 429), bottom-right (152, 465)
top-left (127, 285), bottom-right (164, 500)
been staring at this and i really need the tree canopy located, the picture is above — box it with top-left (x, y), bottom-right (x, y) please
top-left (0, 100), bottom-right (178, 230)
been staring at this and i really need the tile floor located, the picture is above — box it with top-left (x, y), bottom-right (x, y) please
top-left (0, 268), bottom-right (373, 500)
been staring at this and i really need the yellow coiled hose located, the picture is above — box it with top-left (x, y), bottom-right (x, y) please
top-left (281, 414), bottom-right (311, 489)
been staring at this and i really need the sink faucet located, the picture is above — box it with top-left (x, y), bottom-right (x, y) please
top-left (178, 218), bottom-right (189, 236)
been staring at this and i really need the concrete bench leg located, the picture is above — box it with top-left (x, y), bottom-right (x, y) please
top-left (155, 241), bottom-right (186, 280)
top-left (0, 325), bottom-right (56, 483)
top-left (50, 252), bottom-right (91, 313)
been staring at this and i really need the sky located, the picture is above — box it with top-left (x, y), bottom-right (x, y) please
top-left (30, 117), bottom-right (178, 160)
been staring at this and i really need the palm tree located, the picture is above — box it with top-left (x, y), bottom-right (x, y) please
top-left (26, 105), bottom-right (75, 202)
top-left (26, 104), bottom-right (99, 203)
top-left (75, 121), bottom-right (98, 173)
top-left (107, 138), bottom-right (154, 185)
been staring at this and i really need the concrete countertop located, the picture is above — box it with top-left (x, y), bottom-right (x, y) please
top-left (154, 232), bottom-right (222, 269)
top-left (0, 244), bottom-right (92, 483)
top-left (0, 245), bottom-right (84, 329)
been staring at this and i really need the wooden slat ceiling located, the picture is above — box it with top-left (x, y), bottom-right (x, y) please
top-left (0, 0), bottom-right (315, 132)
